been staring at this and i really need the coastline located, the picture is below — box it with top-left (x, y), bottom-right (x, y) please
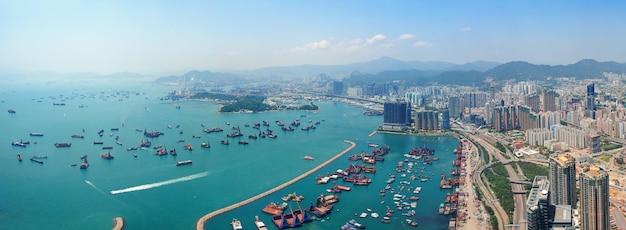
top-left (195, 140), bottom-right (357, 230)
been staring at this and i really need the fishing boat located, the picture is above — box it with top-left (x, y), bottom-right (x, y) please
top-left (231, 218), bottom-right (243, 230)
top-left (201, 142), bottom-right (210, 148)
top-left (29, 132), bottom-right (44, 136)
top-left (221, 139), bottom-right (229, 145)
top-left (17, 153), bottom-right (22, 161)
top-left (71, 134), bottom-right (84, 138)
top-left (169, 148), bottom-right (177, 156)
top-left (7, 109), bottom-right (16, 114)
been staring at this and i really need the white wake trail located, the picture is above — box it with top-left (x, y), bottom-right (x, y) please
top-left (109, 171), bottom-right (208, 195)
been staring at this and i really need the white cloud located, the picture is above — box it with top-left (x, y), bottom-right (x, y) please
top-left (461, 27), bottom-right (472, 32)
top-left (366, 34), bottom-right (386, 44)
top-left (413, 41), bottom-right (433, 48)
top-left (398, 34), bottom-right (415, 40)
top-left (289, 39), bottom-right (330, 53)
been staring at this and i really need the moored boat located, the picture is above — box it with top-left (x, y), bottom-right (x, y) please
top-left (231, 218), bottom-right (243, 230)
top-left (254, 215), bottom-right (268, 230)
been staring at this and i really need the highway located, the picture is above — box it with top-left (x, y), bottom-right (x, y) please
top-left (476, 132), bottom-right (528, 230)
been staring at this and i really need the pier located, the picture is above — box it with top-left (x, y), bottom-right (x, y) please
top-left (367, 130), bottom-right (377, 137)
top-left (112, 217), bottom-right (124, 230)
top-left (196, 140), bottom-right (357, 230)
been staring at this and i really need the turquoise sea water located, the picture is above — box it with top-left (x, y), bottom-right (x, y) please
top-left (0, 78), bottom-right (457, 230)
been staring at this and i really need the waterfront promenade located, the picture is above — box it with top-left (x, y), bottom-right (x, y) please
top-left (196, 140), bottom-right (357, 230)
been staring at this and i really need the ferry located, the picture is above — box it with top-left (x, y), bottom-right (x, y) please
top-left (231, 218), bottom-right (243, 230)
top-left (176, 160), bottom-right (192, 166)
top-left (254, 215), bottom-right (268, 230)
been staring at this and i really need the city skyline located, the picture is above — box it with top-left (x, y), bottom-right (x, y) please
top-left (1, 1), bottom-right (626, 75)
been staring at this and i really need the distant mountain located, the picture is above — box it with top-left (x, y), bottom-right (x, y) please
top-left (486, 59), bottom-right (626, 81)
top-left (343, 59), bottom-right (626, 87)
top-left (448, 61), bottom-right (501, 72)
top-left (154, 70), bottom-right (244, 86)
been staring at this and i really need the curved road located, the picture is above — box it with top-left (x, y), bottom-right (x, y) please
top-left (196, 140), bottom-right (356, 230)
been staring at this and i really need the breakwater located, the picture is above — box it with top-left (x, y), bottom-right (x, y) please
top-left (195, 140), bottom-right (357, 230)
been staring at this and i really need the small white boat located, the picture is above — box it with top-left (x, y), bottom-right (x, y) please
top-left (359, 212), bottom-right (368, 218)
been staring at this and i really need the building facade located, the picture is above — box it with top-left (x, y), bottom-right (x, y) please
top-left (527, 176), bottom-right (551, 230)
top-left (579, 166), bottom-right (610, 230)
top-left (549, 154), bottom-right (577, 209)
top-left (382, 101), bottom-right (411, 130)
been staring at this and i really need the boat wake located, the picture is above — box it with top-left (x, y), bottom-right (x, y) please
top-left (85, 180), bottom-right (107, 194)
top-left (109, 171), bottom-right (208, 195)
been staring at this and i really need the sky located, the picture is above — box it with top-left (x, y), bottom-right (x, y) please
top-left (1, 0), bottom-right (626, 75)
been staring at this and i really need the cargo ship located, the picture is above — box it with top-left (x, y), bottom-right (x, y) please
top-left (101, 152), bottom-right (114, 159)
top-left (80, 155), bottom-right (89, 169)
top-left (54, 142), bottom-right (71, 147)
top-left (30, 157), bottom-right (44, 164)
top-left (176, 160), bottom-right (192, 166)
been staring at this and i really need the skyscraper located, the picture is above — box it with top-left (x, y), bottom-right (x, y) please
top-left (542, 90), bottom-right (557, 112)
top-left (579, 166), bottom-right (609, 230)
top-left (382, 101), bottom-right (411, 130)
top-left (448, 96), bottom-right (462, 118)
top-left (549, 154), bottom-right (577, 209)
top-left (527, 176), bottom-right (551, 230)
top-left (585, 83), bottom-right (596, 119)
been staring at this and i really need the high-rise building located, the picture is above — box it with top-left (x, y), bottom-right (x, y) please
top-left (542, 90), bottom-right (557, 112)
top-left (415, 111), bottom-right (439, 130)
top-left (493, 105), bottom-right (518, 132)
top-left (448, 96), bottom-right (462, 118)
top-left (382, 101), bottom-right (411, 130)
top-left (441, 110), bottom-right (451, 130)
top-left (586, 83), bottom-right (596, 119)
top-left (332, 81), bottom-right (344, 95)
top-left (527, 176), bottom-right (551, 230)
top-left (579, 166), bottom-right (610, 230)
top-left (525, 94), bottom-right (541, 112)
top-left (549, 154), bottom-right (577, 209)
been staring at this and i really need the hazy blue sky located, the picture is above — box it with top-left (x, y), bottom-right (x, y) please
top-left (1, 1), bottom-right (625, 74)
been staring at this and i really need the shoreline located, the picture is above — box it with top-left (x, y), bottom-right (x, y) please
top-left (195, 140), bottom-right (357, 230)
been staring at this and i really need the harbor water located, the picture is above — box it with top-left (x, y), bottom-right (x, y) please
top-left (0, 78), bottom-right (457, 230)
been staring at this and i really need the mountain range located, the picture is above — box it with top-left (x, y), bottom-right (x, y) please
top-left (155, 57), bottom-right (626, 86)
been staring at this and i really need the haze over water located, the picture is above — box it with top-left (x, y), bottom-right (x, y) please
top-left (1, 78), bottom-right (457, 230)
